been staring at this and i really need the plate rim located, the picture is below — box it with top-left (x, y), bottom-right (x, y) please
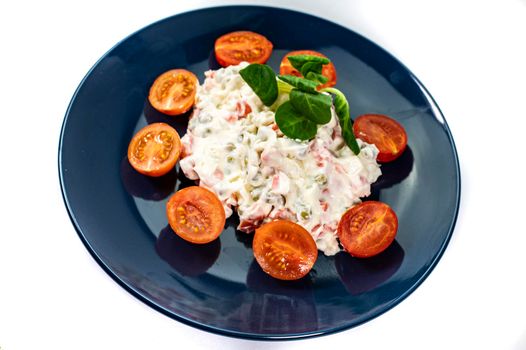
top-left (58, 4), bottom-right (461, 340)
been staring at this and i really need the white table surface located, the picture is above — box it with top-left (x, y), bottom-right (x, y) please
top-left (2, 0), bottom-right (526, 349)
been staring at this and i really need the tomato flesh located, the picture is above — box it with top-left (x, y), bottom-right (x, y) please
top-left (253, 220), bottom-right (318, 280)
top-left (127, 123), bottom-right (181, 177)
top-left (148, 69), bottom-right (197, 116)
top-left (215, 31), bottom-right (273, 67)
top-left (353, 114), bottom-right (408, 163)
top-left (166, 186), bottom-right (226, 244)
top-left (279, 50), bottom-right (337, 89)
top-left (337, 201), bottom-right (398, 258)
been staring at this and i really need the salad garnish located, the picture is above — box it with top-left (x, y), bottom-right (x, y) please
top-left (239, 55), bottom-right (360, 154)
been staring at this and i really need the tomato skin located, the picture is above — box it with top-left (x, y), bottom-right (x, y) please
top-left (253, 220), bottom-right (318, 281)
top-left (166, 186), bottom-right (226, 244)
top-left (353, 114), bottom-right (408, 163)
top-left (337, 201), bottom-right (398, 258)
top-left (148, 69), bottom-right (198, 116)
top-left (127, 123), bottom-right (181, 177)
top-left (214, 31), bottom-right (273, 67)
top-left (279, 50), bottom-right (337, 89)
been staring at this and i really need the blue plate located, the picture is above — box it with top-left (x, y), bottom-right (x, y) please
top-left (59, 6), bottom-right (460, 340)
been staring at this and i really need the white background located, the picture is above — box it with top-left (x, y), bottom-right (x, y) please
top-left (1, 0), bottom-right (526, 349)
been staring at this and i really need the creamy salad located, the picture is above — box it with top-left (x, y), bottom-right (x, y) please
top-left (179, 63), bottom-right (381, 256)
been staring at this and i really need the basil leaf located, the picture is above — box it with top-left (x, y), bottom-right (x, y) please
top-left (239, 64), bottom-right (278, 106)
top-left (300, 61), bottom-right (323, 77)
top-left (287, 54), bottom-right (330, 72)
top-left (322, 87), bottom-right (360, 155)
top-left (289, 89), bottom-right (332, 124)
top-left (341, 118), bottom-right (360, 155)
top-left (277, 75), bottom-right (318, 92)
top-left (305, 72), bottom-right (328, 84)
top-left (275, 101), bottom-right (317, 140)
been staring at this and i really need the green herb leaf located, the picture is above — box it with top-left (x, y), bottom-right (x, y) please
top-left (289, 89), bottom-right (332, 124)
top-left (287, 54), bottom-right (330, 72)
top-left (341, 118), bottom-right (360, 155)
top-left (305, 72), bottom-right (329, 84)
top-left (277, 79), bottom-right (293, 95)
top-left (300, 61), bottom-right (323, 77)
top-left (239, 64), bottom-right (278, 106)
top-left (275, 101), bottom-right (317, 140)
top-left (277, 75), bottom-right (318, 92)
top-left (322, 87), bottom-right (360, 155)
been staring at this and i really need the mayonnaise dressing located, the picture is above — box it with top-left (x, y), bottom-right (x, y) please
top-left (180, 63), bottom-right (381, 255)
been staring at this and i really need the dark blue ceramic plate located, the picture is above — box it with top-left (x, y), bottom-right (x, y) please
top-left (59, 6), bottom-right (460, 340)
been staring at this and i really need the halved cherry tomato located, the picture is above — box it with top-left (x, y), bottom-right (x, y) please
top-left (166, 186), bottom-right (226, 244)
top-left (148, 69), bottom-right (198, 116)
top-left (337, 201), bottom-right (398, 258)
top-left (353, 114), bottom-right (408, 163)
top-left (279, 50), bottom-right (337, 89)
top-left (214, 31), bottom-right (273, 67)
top-left (127, 123), bottom-right (181, 177)
top-left (253, 220), bottom-right (318, 280)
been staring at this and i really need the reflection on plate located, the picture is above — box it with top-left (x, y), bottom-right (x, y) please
top-left (156, 225), bottom-right (221, 277)
top-left (59, 6), bottom-right (460, 340)
top-left (335, 241), bottom-right (405, 295)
